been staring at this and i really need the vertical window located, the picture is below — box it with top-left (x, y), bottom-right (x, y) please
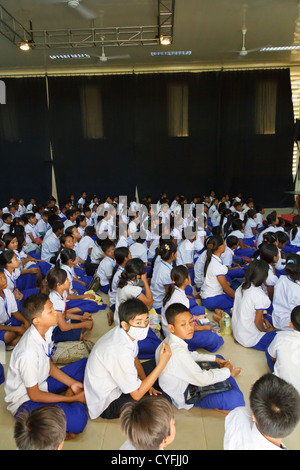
top-left (168, 83), bottom-right (189, 137)
top-left (80, 84), bottom-right (104, 139)
top-left (254, 80), bottom-right (277, 135)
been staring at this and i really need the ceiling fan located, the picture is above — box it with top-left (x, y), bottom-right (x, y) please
top-left (89, 43), bottom-right (131, 64)
top-left (37, 0), bottom-right (97, 20)
top-left (228, 27), bottom-right (267, 58)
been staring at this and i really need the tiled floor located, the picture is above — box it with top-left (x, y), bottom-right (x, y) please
top-left (1, 289), bottom-right (300, 451)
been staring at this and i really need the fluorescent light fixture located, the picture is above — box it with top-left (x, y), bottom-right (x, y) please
top-left (49, 53), bottom-right (90, 60)
top-left (151, 51), bottom-right (192, 56)
top-left (19, 41), bottom-right (31, 51)
top-left (260, 46), bottom-right (300, 51)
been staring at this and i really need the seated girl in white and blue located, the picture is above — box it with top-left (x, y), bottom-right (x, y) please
top-left (231, 259), bottom-right (276, 351)
top-left (161, 265), bottom-right (223, 353)
top-left (47, 266), bottom-right (93, 344)
top-left (150, 240), bottom-right (177, 313)
top-left (108, 246), bottom-right (132, 322)
top-left (243, 209), bottom-right (258, 247)
top-left (58, 249), bottom-right (104, 313)
top-left (96, 239), bottom-right (116, 295)
top-left (200, 235), bottom-right (235, 315)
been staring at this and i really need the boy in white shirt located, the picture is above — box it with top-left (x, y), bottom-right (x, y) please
top-left (4, 293), bottom-right (88, 437)
top-left (96, 239), bottom-right (116, 294)
top-left (84, 298), bottom-right (172, 420)
top-left (155, 303), bottom-right (244, 412)
top-left (223, 373), bottom-right (300, 450)
top-left (266, 305), bottom-right (300, 394)
top-left (41, 220), bottom-right (64, 263)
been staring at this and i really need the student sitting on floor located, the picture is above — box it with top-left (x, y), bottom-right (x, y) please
top-left (161, 265), bottom-right (223, 353)
top-left (200, 235), bottom-right (235, 315)
top-left (231, 259), bottom-right (276, 351)
top-left (83, 298), bottom-right (172, 420)
top-left (47, 267), bottom-right (93, 344)
top-left (223, 373), bottom-right (300, 450)
top-left (271, 253), bottom-right (300, 331)
top-left (119, 396), bottom-right (176, 451)
top-left (0, 267), bottom-right (30, 349)
top-left (96, 239), bottom-right (116, 295)
top-left (4, 293), bottom-right (88, 438)
top-left (155, 303), bottom-right (244, 413)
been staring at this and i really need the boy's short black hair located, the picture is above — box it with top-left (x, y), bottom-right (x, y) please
top-left (165, 303), bottom-right (190, 326)
top-left (250, 373), bottom-right (300, 439)
top-left (291, 305), bottom-right (300, 332)
top-left (226, 235), bottom-right (239, 249)
top-left (118, 298), bottom-right (148, 325)
top-left (84, 225), bottom-right (96, 237)
top-left (21, 293), bottom-right (49, 324)
top-left (102, 239), bottom-right (115, 253)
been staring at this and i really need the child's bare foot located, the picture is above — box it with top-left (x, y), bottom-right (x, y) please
top-left (107, 311), bottom-right (114, 326)
top-left (213, 309), bottom-right (224, 322)
top-left (65, 433), bottom-right (77, 440)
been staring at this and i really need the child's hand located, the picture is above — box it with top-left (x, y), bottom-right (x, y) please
top-left (70, 381), bottom-right (84, 395)
top-left (82, 313), bottom-right (93, 320)
top-left (158, 342), bottom-right (172, 365)
top-left (84, 293), bottom-right (95, 300)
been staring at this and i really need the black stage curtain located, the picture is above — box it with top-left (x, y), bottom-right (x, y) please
top-left (0, 69), bottom-right (294, 207)
top-left (0, 77), bottom-right (52, 205)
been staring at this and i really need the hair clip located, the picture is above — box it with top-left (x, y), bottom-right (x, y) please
top-left (287, 259), bottom-right (295, 264)
top-left (164, 244), bottom-right (170, 250)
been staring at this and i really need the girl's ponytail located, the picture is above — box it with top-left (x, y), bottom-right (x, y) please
top-left (163, 265), bottom-right (189, 306)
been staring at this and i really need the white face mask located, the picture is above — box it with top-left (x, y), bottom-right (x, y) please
top-left (128, 324), bottom-right (149, 341)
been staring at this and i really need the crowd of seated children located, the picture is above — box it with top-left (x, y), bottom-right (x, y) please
top-left (1, 191), bottom-right (300, 449)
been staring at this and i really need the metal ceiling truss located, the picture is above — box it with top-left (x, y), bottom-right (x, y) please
top-left (0, 1), bottom-right (175, 49)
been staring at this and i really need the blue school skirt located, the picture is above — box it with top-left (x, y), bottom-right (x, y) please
top-left (0, 362), bottom-right (4, 385)
top-left (137, 329), bottom-right (162, 360)
top-left (15, 358), bottom-right (88, 435)
top-left (16, 288), bottom-right (40, 312)
top-left (67, 298), bottom-right (106, 313)
top-left (16, 273), bottom-right (37, 291)
top-left (282, 241), bottom-right (300, 254)
top-left (243, 237), bottom-right (256, 247)
top-left (234, 247), bottom-right (256, 258)
top-left (201, 294), bottom-right (234, 315)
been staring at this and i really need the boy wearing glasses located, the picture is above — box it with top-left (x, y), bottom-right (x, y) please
top-left (4, 293), bottom-right (88, 439)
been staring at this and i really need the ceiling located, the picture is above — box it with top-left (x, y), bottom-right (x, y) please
top-left (0, 0), bottom-right (300, 75)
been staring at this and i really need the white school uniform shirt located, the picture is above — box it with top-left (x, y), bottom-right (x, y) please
top-left (114, 282), bottom-right (143, 325)
top-left (1, 223), bottom-right (11, 234)
top-left (4, 268), bottom-right (20, 292)
top-left (176, 239), bottom-right (195, 266)
top-left (147, 233), bottom-right (160, 260)
top-left (60, 264), bottom-right (76, 294)
top-left (84, 326), bottom-right (141, 419)
top-left (155, 333), bottom-right (230, 410)
top-left (223, 407), bottom-right (287, 450)
top-left (194, 228), bottom-right (206, 254)
top-left (272, 275), bottom-right (300, 331)
top-left (255, 212), bottom-right (264, 229)
top-left (85, 217), bottom-right (94, 227)
top-left (268, 330), bottom-right (300, 394)
top-left (115, 235), bottom-right (128, 249)
top-left (77, 236), bottom-right (95, 262)
top-left (262, 265), bottom-right (278, 295)
top-left (231, 284), bottom-right (271, 348)
top-left (150, 259), bottom-right (173, 309)
top-left (41, 232), bottom-right (60, 262)
top-left (161, 286), bottom-right (189, 338)
top-left (208, 204), bottom-right (217, 219)
top-left (109, 266), bottom-right (124, 306)
top-left (63, 219), bottom-right (74, 232)
top-left (129, 242), bottom-right (147, 264)
top-left (25, 223), bottom-right (39, 244)
top-left (200, 255), bottom-right (228, 299)
top-left (194, 250), bottom-right (207, 289)
top-left (211, 210), bottom-right (221, 227)
top-left (4, 324), bottom-right (54, 415)
top-left (96, 256), bottom-right (116, 287)
top-left (221, 246), bottom-right (234, 267)
top-left (49, 289), bottom-right (68, 314)
top-left (290, 227), bottom-right (300, 246)
top-left (257, 226), bottom-right (276, 247)
top-left (229, 229), bottom-right (244, 240)
top-left (36, 219), bottom-right (50, 236)
top-left (0, 289), bottom-right (18, 326)
top-left (244, 218), bottom-right (257, 238)
top-left (77, 197), bottom-right (85, 207)
top-left (90, 243), bottom-right (104, 264)
top-left (96, 219), bottom-right (109, 238)
top-left (77, 226), bottom-right (85, 239)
